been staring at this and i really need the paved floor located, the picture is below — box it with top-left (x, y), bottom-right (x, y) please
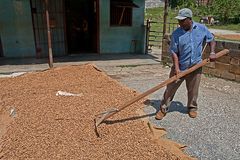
top-left (0, 53), bottom-right (160, 75)
top-left (209, 29), bottom-right (240, 35)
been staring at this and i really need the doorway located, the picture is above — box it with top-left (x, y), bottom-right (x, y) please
top-left (65, 0), bottom-right (98, 54)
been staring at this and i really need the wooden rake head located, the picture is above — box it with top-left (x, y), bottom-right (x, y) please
top-left (94, 108), bottom-right (119, 137)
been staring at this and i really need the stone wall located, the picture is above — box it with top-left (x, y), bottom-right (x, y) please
top-left (161, 35), bottom-right (240, 82)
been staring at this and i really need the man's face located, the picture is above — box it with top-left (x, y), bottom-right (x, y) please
top-left (178, 18), bottom-right (192, 31)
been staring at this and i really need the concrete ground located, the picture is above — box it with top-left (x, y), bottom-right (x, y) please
top-left (209, 29), bottom-right (240, 35)
top-left (105, 64), bottom-right (240, 160)
top-left (0, 53), bottom-right (160, 75)
top-left (0, 51), bottom-right (239, 159)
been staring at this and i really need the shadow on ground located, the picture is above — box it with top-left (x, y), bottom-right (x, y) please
top-left (100, 99), bottom-right (189, 126)
top-left (0, 53), bottom-right (159, 66)
top-left (146, 100), bottom-right (189, 115)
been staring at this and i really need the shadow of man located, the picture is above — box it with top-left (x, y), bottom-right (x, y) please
top-left (103, 99), bottom-right (189, 126)
top-left (145, 99), bottom-right (189, 115)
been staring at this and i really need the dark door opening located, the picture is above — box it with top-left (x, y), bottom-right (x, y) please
top-left (65, 0), bottom-right (98, 54)
top-left (0, 36), bottom-right (3, 57)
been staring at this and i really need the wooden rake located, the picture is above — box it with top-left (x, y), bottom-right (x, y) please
top-left (94, 48), bottom-right (229, 137)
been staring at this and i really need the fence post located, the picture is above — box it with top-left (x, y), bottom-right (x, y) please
top-left (163, 0), bottom-right (168, 37)
top-left (145, 19), bottom-right (150, 54)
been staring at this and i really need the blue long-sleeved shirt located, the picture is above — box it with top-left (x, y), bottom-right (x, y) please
top-left (169, 22), bottom-right (214, 71)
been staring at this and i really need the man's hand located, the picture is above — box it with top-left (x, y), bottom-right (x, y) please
top-left (175, 67), bottom-right (181, 75)
top-left (174, 67), bottom-right (181, 83)
top-left (174, 66), bottom-right (181, 82)
top-left (209, 52), bottom-right (216, 62)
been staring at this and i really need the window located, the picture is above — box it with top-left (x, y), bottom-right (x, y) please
top-left (110, 0), bottom-right (139, 26)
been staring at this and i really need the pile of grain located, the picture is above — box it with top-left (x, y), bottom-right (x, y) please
top-left (0, 64), bottom-right (181, 159)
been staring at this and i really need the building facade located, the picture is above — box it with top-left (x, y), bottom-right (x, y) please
top-left (0, 0), bottom-right (145, 58)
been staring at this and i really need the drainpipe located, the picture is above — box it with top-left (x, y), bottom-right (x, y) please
top-left (45, 0), bottom-right (53, 68)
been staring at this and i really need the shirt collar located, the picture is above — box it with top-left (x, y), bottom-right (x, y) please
top-left (192, 21), bottom-right (197, 29)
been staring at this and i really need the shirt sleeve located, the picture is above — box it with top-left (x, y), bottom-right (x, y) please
top-left (204, 26), bottom-right (214, 42)
top-left (169, 33), bottom-right (178, 55)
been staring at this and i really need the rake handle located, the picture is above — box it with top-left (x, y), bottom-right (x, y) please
top-left (96, 49), bottom-right (229, 126)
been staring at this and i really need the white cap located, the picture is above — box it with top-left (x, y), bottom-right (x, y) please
top-left (175, 8), bottom-right (193, 20)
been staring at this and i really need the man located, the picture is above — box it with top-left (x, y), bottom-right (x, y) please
top-left (155, 8), bottom-right (216, 120)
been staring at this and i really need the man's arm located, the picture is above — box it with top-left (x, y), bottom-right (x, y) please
top-left (172, 52), bottom-right (181, 75)
top-left (169, 32), bottom-right (180, 75)
top-left (209, 40), bottom-right (216, 61)
top-left (204, 26), bottom-right (216, 61)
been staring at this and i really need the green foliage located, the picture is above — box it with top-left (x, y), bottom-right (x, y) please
top-left (169, 0), bottom-right (197, 9)
top-left (169, 0), bottom-right (240, 24)
top-left (194, 5), bottom-right (210, 17)
top-left (145, 7), bottom-right (164, 20)
top-left (145, 6), bottom-right (239, 31)
top-left (145, 6), bottom-right (200, 23)
top-left (169, 0), bottom-right (178, 8)
top-left (176, 0), bottom-right (197, 9)
top-left (210, 0), bottom-right (240, 23)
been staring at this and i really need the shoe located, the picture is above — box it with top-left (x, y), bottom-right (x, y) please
top-left (155, 109), bottom-right (166, 120)
top-left (188, 110), bottom-right (197, 118)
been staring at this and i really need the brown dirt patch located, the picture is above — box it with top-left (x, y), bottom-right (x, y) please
top-left (215, 34), bottom-right (240, 41)
top-left (0, 64), bottom-right (192, 159)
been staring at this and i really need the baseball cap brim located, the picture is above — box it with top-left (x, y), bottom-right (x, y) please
top-left (175, 16), bottom-right (187, 20)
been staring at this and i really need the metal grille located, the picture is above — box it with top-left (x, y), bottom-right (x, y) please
top-left (30, 0), bottom-right (65, 58)
top-left (110, 0), bottom-right (132, 26)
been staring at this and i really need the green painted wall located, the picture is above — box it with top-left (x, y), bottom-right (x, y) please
top-left (0, 0), bottom-right (146, 58)
top-left (0, 0), bottom-right (36, 58)
top-left (99, 0), bottom-right (146, 54)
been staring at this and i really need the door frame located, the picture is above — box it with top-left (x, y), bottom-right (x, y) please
top-left (0, 35), bottom-right (3, 57)
top-left (95, 0), bottom-right (100, 54)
